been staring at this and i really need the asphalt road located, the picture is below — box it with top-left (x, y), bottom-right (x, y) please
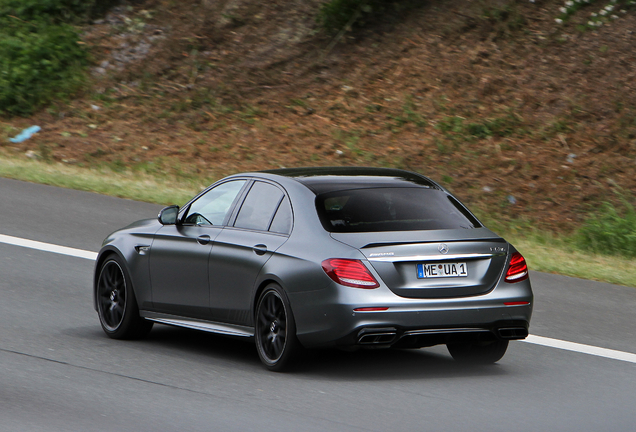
top-left (1, 177), bottom-right (635, 431)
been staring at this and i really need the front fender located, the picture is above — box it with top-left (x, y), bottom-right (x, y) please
top-left (93, 222), bottom-right (160, 312)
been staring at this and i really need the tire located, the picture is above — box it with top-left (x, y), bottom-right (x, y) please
top-left (255, 283), bottom-right (299, 371)
top-left (447, 340), bottom-right (509, 364)
top-left (96, 255), bottom-right (153, 340)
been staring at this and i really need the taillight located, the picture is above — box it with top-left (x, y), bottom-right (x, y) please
top-left (322, 258), bottom-right (380, 289)
top-left (505, 252), bottom-right (529, 283)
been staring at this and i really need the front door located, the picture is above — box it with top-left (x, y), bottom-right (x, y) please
top-left (148, 179), bottom-right (247, 318)
top-left (148, 224), bottom-right (220, 318)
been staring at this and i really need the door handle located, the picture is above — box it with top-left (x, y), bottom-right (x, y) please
top-left (197, 235), bottom-right (211, 245)
top-left (253, 244), bottom-right (268, 256)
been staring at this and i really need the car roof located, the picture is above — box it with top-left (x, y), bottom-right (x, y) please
top-left (259, 167), bottom-right (440, 195)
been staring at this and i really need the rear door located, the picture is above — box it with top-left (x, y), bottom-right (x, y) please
top-left (208, 181), bottom-right (292, 325)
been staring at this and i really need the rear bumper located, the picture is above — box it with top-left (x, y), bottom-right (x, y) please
top-left (340, 320), bottom-right (529, 349)
top-left (288, 278), bottom-right (533, 349)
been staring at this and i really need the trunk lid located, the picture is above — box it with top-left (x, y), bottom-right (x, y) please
top-left (331, 228), bottom-right (508, 299)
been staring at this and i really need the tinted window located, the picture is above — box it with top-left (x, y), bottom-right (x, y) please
top-left (234, 182), bottom-right (284, 231)
top-left (269, 196), bottom-right (292, 235)
top-left (184, 180), bottom-right (246, 226)
top-left (315, 187), bottom-right (481, 233)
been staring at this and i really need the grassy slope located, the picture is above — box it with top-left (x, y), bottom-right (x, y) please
top-left (1, 154), bottom-right (634, 287)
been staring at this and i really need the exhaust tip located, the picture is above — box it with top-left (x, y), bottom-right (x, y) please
top-left (497, 327), bottom-right (529, 340)
top-left (357, 327), bottom-right (397, 345)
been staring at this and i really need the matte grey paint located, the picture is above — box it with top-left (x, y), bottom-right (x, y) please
top-left (94, 168), bottom-right (533, 352)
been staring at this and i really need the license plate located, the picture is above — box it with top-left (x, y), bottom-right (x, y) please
top-left (417, 262), bottom-right (468, 279)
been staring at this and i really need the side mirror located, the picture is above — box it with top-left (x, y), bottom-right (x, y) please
top-left (158, 205), bottom-right (179, 225)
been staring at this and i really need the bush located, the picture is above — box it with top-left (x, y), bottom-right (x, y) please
top-left (317, 0), bottom-right (419, 33)
top-left (0, 0), bottom-right (95, 24)
top-left (318, 0), bottom-right (369, 32)
top-left (576, 199), bottom-right (636, 258)
top-left (0, 0), bottom-right (95, 116)
top-left (436, 113), bottom-right (521, 139)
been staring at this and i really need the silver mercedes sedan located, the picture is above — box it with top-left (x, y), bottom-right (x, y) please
top-left (93, 167), bottom-right (533, 371)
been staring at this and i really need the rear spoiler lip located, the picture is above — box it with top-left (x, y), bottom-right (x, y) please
top-left (367, 251), bottom-right (507, 263)
top-left (330, 227), bottom-right (504, 250)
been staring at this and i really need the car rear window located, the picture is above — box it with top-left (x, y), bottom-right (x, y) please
top-left (315, 187), bottom-right (481, 232)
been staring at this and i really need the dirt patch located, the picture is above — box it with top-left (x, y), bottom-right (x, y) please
top-left (2, 0), bottom-right (635, 233)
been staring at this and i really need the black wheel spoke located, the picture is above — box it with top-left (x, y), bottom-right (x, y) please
top-left (263, 296), bottom-right (276, 321)
top-left (272, 301), bottom-right (283, 319)
top-left (278, 321), bottom-right (287, 334)
top-left (107, 306), bottom-right (117, 326)
top-left (275, 338), bottom-right (282, 355)
top-left (113, 302), bottom-right (123, 315)
top-left (106, 267), bottom-right (117, 287)
top-left (271, 337), bottom-right (280, 357)
top-left (258, 311), bottom-right (272, 327)
top-left (100, 273), bottom-right (112, 292)
top-left (266, 341), bottom-right (276, 358)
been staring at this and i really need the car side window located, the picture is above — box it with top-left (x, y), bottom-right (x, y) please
top-left (234, 182), bottom-right (284, 231)
top-left (184, 180), bottom-right (246, 226)
top-left (269, 196), bottom-right (292, 235)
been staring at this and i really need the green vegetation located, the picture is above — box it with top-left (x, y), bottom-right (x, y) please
top-left (481, 0), bottom-right (527, 37)
top-left (511, 235), bottom-right (636, 288)
top-left (318, 0), bottom-right (377, 32)
top-left (0, 0), bottom-right (96, 115)
top-left (0, 153), bottom-right (200, 206)
top-left (390, 97), bottom-right (427, 129)
top-left (0, 0), bottom-right (93, 21)
top-left (576, 198), bottom-right (636, 258)
top-left (476, 212), bottom-right (636, 288)
top-left (436, 113), bottom-right (522, 140)
top-left (317, 0), bottom-right (421, 32)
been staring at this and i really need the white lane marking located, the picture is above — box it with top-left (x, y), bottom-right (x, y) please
top-left (0, 234), bottom-right (97, 261)
top-left (1, 234), bottom-right (635, 364)
top-left (523, 334), bottom-right (636, 364)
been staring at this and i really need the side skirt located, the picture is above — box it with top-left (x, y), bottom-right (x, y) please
top-left (140, 311), bottom-right (254, 338)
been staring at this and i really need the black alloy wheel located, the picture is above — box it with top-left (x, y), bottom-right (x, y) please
top-left (255, 284), bottom-right (299, 371)
top-left (447, 339), bottom-right (509, 364)
top-left (96, 256), bottom-right (153, 339)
